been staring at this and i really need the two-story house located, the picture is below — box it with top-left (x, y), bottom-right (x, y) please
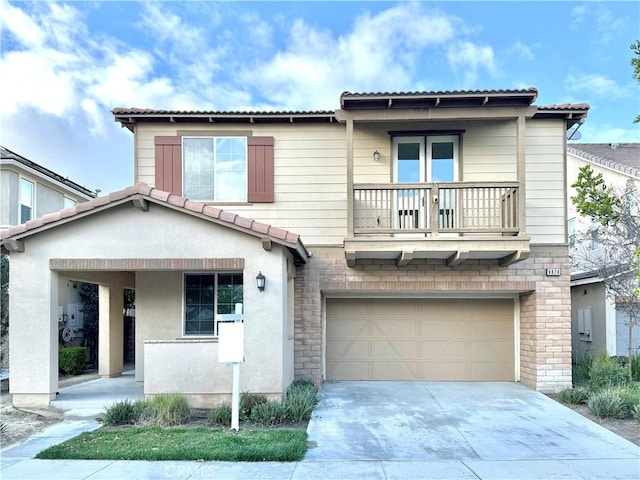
top-left (567, 143), bottom-right (640, 360)
top-left (0, 88), bottom-right (589, 408)
top-left (1, 146), bottom-right (96, 229)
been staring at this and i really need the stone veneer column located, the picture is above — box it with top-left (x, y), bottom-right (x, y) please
top-left (518, 251), bottom-right (573, 392)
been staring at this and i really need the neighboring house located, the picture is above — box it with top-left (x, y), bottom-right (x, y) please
top-left (0, 147), bottom-right (97, 365)
top-left (1, 88), bottom-right (589, 408)
top-left (0, 146), bottom-right (96, 229)
top-left (567, 143), bottom-right (640, 359)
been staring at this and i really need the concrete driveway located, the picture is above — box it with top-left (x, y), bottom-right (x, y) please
top-left (305, 382), bottom-right (639, 478)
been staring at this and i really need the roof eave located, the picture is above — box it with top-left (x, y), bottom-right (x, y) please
top-left (112, 111), bottom-right (337, 131)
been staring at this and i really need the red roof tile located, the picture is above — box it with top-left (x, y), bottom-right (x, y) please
top-left (219, 211), bottom-right (237, 223)
top-left (0, 183), bottom-right (309, 263)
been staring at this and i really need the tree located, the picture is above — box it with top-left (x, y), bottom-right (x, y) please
top-left (0, 255), bottom-right (8, 367)
top-left (632, 40), bottom-right (640, 123)
top-left (571, 164), bottom-right (640, 379)
top-left (78, 282), bottom-right (99, 368)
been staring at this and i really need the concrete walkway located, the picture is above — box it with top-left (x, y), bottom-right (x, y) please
top-left (1, 378), bottom-right (639, 479)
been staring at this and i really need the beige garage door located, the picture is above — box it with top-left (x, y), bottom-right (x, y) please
top-left (326, 298), bottom-right (514, 381)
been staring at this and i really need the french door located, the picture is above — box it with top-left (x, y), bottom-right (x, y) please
top-left (392, 135), bottom-right (459, 231)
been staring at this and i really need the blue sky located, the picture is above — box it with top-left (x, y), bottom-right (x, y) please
top-left (1, 1), bottom-right (639, 194)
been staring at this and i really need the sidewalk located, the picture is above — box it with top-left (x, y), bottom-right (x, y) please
top-left (1, 375), bottom-right (639, 480)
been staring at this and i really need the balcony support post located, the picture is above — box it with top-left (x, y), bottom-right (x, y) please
top-left (516, 114), bottom-right (526, 234)
top-left (346, 119), bottom-right (354, 238)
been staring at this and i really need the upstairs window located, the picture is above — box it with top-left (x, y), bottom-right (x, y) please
top-left (183, 137), bottom-right (247, 202)
top-left (20, 178), bottom-right (34, 223)
top-left (184, 273), bottom-right (243, 336)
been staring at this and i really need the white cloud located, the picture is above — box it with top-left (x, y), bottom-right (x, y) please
top-left (0, 0), bottom-right (45, 47)
top-left (508, 41), bottom-right (534, 61)
top-left (138, 2), bottom-right (205, 55)
top-left (570, 5), bottom-right (588, 30)
top-left (242, 3), bottom-right (460, 109)
top-left (565, 73), bottom-right (629, 99)
top-left (446, 41), bottom-right (497, 85)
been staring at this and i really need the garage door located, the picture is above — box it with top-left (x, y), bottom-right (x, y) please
top-left (326, 298), bottom-right (514, 381)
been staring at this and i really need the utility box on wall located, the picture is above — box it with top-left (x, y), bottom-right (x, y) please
top-left (578, 308), bottom-right (592, 342)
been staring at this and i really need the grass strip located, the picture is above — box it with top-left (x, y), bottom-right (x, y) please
top-left (36, 427), bottom-right (307, 462)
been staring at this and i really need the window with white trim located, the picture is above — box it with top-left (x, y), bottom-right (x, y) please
top-left (184, 273), bottom-right (243, 336)
top-left (183, 137), bottom-right (247, 201)
top-left (20, 178), bottom-right (34, 223)
top-left (64, 197), bottom-right (76, 209)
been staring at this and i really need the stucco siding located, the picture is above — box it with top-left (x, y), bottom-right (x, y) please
top-left (0, 169), bottom-right (18, 226)
top-left (36, 183), bottom-right (64, 218)
top-left (525, 119), bottom-right (567, 244)
top-left (135, 123), bottom-right (347, 246)
top-left (9, 202), bottom-right (290, 405)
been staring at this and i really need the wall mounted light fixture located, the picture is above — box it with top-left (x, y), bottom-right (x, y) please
top-left (373, 150), bottom-right (381, 161)
top-left (256, 271), bottom-right (266, 292)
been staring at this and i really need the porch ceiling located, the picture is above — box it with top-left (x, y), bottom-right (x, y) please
top-left (344, 236), bottom-right (530, 267)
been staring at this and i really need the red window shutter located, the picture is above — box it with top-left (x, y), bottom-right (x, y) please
top-left (154, 136), bottom-right (182, 196)
top-left (248, 136), bottom-right (274, 203)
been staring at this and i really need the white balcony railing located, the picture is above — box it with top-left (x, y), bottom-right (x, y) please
top-left (353, 182), bottom-right (519, 236)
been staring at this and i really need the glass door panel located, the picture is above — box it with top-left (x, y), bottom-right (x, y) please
top-left (427, 136), bottom-right (458, 229)
top-left (393, 137), bottom-right (425, 230)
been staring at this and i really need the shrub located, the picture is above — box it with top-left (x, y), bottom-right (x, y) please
top-left (557, 387), bottom-right (588, 405)
top-left (588, 355), bottom-right (629, 391)
top-left (103, 399), bottom-right (146, 426)
top-left (587, 388), bottom-right (626, 419)
top-left (251, 400), bottom-right (286, 426)
top-left (632, 405), bottom-right (640, 423)
top-left (208, 402), bottom-right (232, 426)
top-left (287, 378), bottom-right (318, 395)
top-left (240, 392), bottom-right (267, 420)
top-left (619, 384), bottom-right (640, 412)
top-left (572, 351), bottom-right (593, 386)
top-left (58, 347), bottom-right (87, 375)
top-left (139, 393), bottom-right (192, 426)
top-left (285, 388), bottom-right (317, 422)
top-left (631, 354), bottom-right (640, 382)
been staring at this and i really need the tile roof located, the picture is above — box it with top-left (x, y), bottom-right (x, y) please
top-left (0, 146), bottom-right (96, 198)
top-left (536, 103), bottom-right (590, 111)
top-left (0, 183), bottom-right (309, 263)
top-left (112, 108), bottom-right (335, 116)
top-left (340, 88), bottom-right (539, 98)
top-left (568, 143), bottom-right (640, 178)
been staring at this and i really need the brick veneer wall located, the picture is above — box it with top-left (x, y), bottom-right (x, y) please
top-left (294, 245), bottom-right (571, 392)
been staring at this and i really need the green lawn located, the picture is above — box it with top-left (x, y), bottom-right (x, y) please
top-left (36, 426), bottom-right (308, 462)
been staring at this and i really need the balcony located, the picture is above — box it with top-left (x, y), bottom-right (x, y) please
top-left (345, 182), bottom-right (530, 267)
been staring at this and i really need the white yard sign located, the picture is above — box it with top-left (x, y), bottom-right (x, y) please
top-left (218, 322), bottom-right (244, 430)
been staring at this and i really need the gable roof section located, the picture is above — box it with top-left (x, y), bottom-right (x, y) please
top-left (0, 146), bottom-right (96, 199)
top-left (0, 183), bottom-right (309, 264)
top-left (568, 143), bottom-right (640, 178)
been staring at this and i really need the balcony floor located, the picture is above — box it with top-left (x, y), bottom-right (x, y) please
top-left (344, 235), bottom-right (530, 267)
